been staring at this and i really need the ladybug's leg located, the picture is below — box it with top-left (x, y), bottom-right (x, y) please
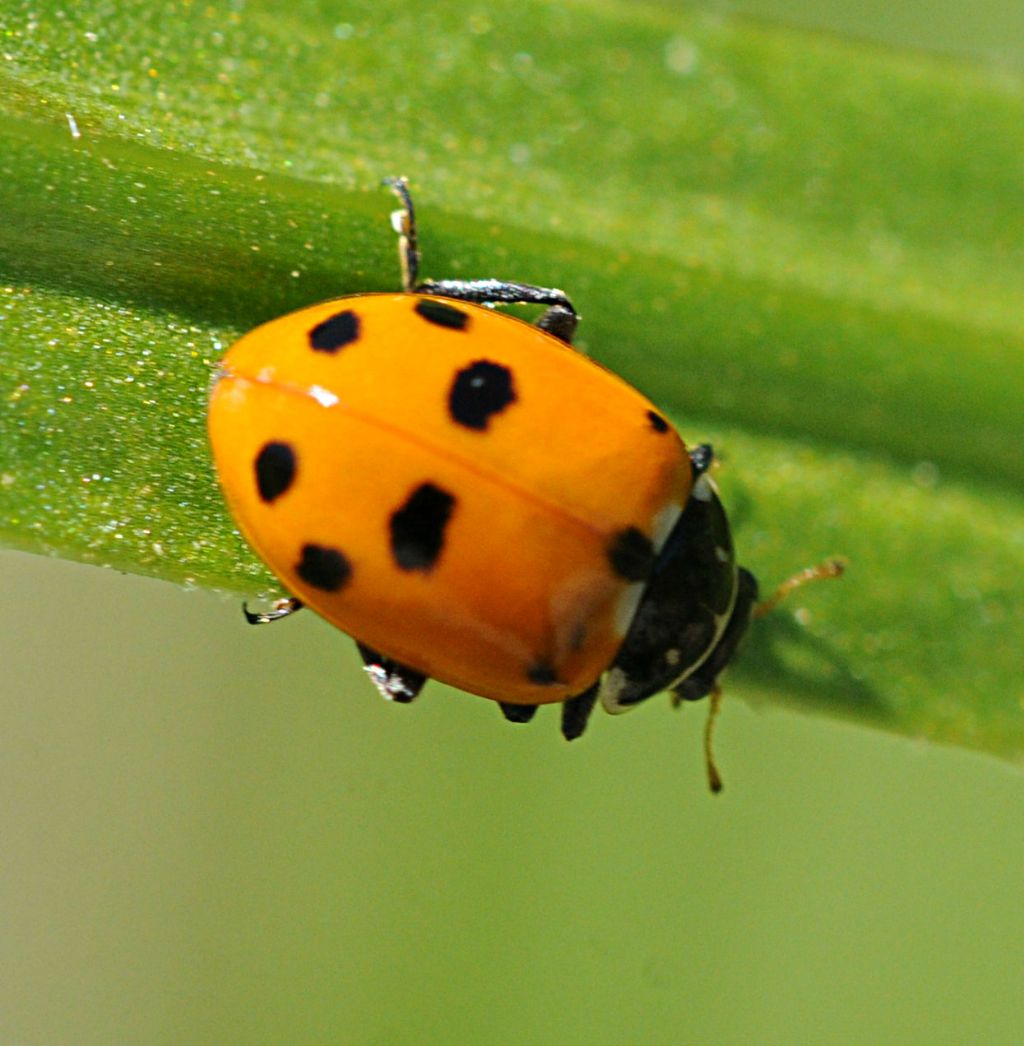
top-left (499, 702), bottom-right (538, 724)
top-left (560, 681), bottom-right (600, 741)
top-left (243, 596), bottom-right (303, 624)
top-left (356, 641), bottom-right (428, 704)
top-left (384, 177), bottom-right (578, 345)
top-left (415, 278), bottom-right (578, 345)
top-left (535, 303), bottom-right (578, 344)
top-left (500, 681), bottom-right (599, 736)
top-left (385, 176), bottom-right (423, 292)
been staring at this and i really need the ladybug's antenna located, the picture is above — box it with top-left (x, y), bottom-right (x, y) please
top-left (384, 176), bottom-right (420, 292)
top-left (754, 557), bottom-right (847, 619)
top-left (693, 555), bottom-right (846, 794)
top-left (703, 685), bottom-right (724, 794)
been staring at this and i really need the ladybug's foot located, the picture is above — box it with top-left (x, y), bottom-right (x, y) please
top-left (356, 642), bottom-right (428, 703)
top-left (754, 557), bottom-right (847, 619)
top-left (499, 702), bottom-right (538, 724)
top-left (560, 683), bottom-right (599, 741)
top-left (535, 303), bottom-right (578, 345)
top-left (243, 596), bottom-right (303, 625)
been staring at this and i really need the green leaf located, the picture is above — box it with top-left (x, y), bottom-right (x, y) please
top-left (2, 2), bottom-right (1023, 763)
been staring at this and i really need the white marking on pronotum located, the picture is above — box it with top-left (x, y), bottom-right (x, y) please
top-left (612, 581), bottom-right (645, 638)
top-left (666, 565), bottom-right (740, 692)
top-left (692, 474), bottom-right (714, 501)
top-left (597, 667), bottom-right (629, 713)
top-left (650, 502), bottom-right (682, 553)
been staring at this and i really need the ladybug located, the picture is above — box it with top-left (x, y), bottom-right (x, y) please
top-left (208, 178), bottom-right (841, 788)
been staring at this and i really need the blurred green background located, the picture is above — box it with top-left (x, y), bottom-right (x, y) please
top-left (4, 548), bottom-right (1024, 1044)
top-left (3, 0), bottom-right (1024, 1043)
top-left (6, 552), bottom-right (1024, 1041)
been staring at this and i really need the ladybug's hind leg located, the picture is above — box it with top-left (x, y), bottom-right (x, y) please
top-left (415, 278), bottom-right (579, 346)
top-left (414, 278), bottom-right (578, 346)
top-left (383, 178), bottom-right (578, 345)
top-left (535, 303), bottom-right (578, 344)
top-left (356, 642), bottom-right (428, 704)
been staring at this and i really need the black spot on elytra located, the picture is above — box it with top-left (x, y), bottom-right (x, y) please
top-left (646, 410), bottom-right (669, 433)
top-left (389, 482), bottom-right (456, 571)
top-left (415, 298), bottom-right (469, 330)
top-left (254, 441), bottom-right (296, 503)
top-left (608, 527), bottom-right (655, 582)
top-left (527, 660), bottom-right (559, 686)
top-left (448, 360), bottom-right (516, 431)
top-left (296, 543), bottom-right (352, 592)
top-left (309, 310), bottom-right (359, 352)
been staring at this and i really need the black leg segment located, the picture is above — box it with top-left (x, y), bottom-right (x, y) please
top-left (384, 178), bottom-right (579, 344)
top-left (499, 702), bottom-right (539, 724)
top-left (356, 641), bottom-right (428, 703)
top-left (415, 278), bottom-right (578, 344)
top-left (560, 682), bottom-right (599, 741)
top-left (243, 597), bottom-right (304, 624)
top-left (535, 303), bottom-right (578, 344)
top-left (414, 277), bottom-right (575, 312)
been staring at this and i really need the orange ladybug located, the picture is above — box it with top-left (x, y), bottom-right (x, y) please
top-left (209, 178), bottom-right (840, 784)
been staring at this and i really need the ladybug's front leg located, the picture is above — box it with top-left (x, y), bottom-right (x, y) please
top-left (560, 682), bottom-right (599, 741)
top-left (242, 596), bottom-right (304, 624)
top-left (498, 680), bottom-right (599, 740)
